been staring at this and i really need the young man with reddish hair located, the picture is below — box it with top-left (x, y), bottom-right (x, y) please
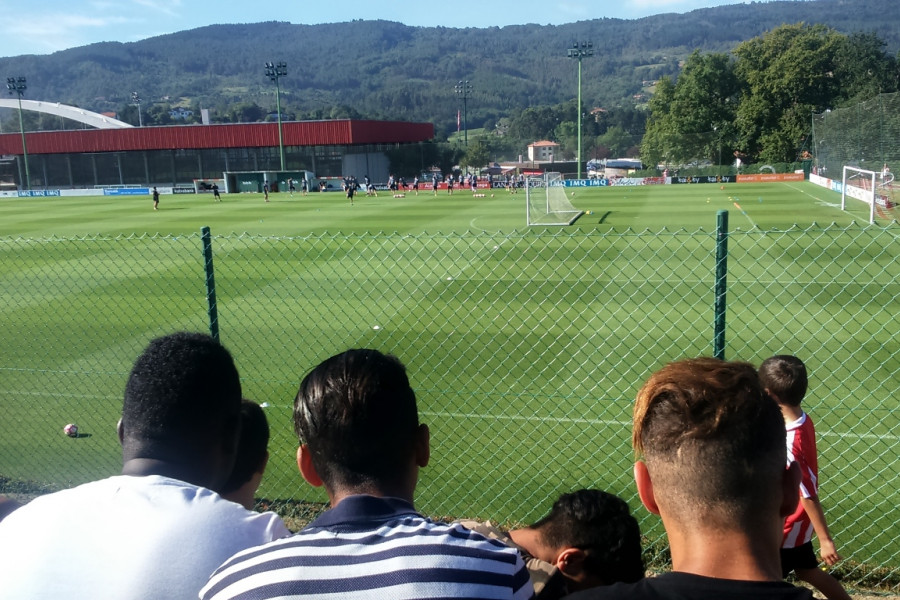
top-left (570, 358), bottom-right (811, 600)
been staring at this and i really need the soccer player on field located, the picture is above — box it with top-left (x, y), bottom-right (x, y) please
top-left (759, 355), bottom-right (852, 600)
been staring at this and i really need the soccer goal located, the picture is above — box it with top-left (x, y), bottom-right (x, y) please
top-left (525, 172), bottom-right (583, 226)
top-left (841, 166), bottom-right (879, 224)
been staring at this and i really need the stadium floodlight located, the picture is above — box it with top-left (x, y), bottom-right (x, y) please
top-left (454, 80), bottom-right (473, 146)
top-left (265, 61), bottom-right (287, 171)
top-left (7, 76), bottom-right (30, 190)
top-left (131, 91), bottom-right (143, 127)
top-left (567, 41), bottom-right (593, 180)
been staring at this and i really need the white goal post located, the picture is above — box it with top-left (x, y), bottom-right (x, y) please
top-left (525, 172), bottom-right (583, 226)
top-left (841, 166), bottom-right (876, 224)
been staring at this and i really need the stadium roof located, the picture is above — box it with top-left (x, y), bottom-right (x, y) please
top-left (0, 119), bottom-right (435, 156)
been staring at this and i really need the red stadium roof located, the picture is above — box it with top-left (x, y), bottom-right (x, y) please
top-left (0, 119), bottom-right (435, 155)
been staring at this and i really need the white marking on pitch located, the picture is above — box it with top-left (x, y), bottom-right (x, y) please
top-left (468, 217), bottom-right (491, 233)
top-left (419, 410), bottom-right (899, 441)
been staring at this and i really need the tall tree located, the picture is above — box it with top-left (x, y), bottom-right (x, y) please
top-left (734, 23), bottom-right (843, 163)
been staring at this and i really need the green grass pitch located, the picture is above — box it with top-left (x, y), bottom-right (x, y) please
top-left (1, 182), bottom-right (898, 570)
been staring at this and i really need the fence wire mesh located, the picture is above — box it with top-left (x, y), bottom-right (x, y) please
top-left (1, 224), bottom-right (898, 587)
top-left (813, 91), bottom-right (900, 189)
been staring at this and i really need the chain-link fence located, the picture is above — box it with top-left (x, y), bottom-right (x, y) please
top-left (813, 91), bottom-right (900, 182)
top-left (2, 223), bottom-right (898, 587)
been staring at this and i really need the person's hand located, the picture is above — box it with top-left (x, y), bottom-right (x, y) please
top-left (819, 538), bottom-right (842, 566)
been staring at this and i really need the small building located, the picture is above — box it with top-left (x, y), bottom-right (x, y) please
top-left (527, 140), bottom-right (559, 163)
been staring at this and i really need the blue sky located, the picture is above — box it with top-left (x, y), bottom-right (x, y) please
top-left (0, 0), bottom-right (755, 58)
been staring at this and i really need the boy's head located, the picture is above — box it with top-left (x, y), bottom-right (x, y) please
top-left (120, 332), bottom-right (242, 491)
top-left (530, 489), bottom-right (644, 589)
top-left (759, 355), bottom-right (808, 407)
top-left (633, 357), bottom-right (789, 530)
top-left (293, 349), bottom-right (426, 495)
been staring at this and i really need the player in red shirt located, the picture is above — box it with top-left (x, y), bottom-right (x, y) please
top-left (760, 355), bottom-right (851, 600)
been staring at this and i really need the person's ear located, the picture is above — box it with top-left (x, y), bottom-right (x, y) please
top-left (116, 418), bottom-right (124, 445)
top-left (297, 445), bottom-right (323, 487)
top-left (415, 423), bottom-right (430, 468)
top-left (781, 461), bottom-right (801, 517)
top-left (634, 460), bottom-right (660, 515)
top-left (555, 547), bottom-right (587, 576)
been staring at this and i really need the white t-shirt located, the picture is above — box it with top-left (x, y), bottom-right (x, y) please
top-left (0, 474), bottom-right (289, 600)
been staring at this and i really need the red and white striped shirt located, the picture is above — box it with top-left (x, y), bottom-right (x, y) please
top-left (783, 412), bottom-right (819, 548)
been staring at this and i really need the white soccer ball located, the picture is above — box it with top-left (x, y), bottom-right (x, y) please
top-left (63, 423), bottom-right (79, 438)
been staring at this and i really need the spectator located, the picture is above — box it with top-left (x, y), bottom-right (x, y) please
top-left (0, 332), bottom-right (289, 599)
top-left (221, 400), bottom-right (271, 510)
top-left (569, 358), bottom-right (812, 600)
top-left (459, 488), bottom-right (644, 599)
top-left (201, 348), bottom-right (533, 600)
top-left (759, 355), bottom-right (852, 600)
top-left (0, 495), bottom-right (21, 522)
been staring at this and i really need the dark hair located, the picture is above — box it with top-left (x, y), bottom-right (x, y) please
top-left (759, 355), bottom-right (808, 407)
top-left (532, 489), bottom-right (644, 584)
top-left (633, 357), bottom-right (786, 526)
top-left (122, 332), bottom-right (242, 451)
top-left (293, 349), bottom-right (419, 490)
top-left (220, 400), bottom-right (270, 495)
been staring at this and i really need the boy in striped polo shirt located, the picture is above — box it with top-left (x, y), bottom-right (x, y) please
top-left (759, 355), bottom-right (852, 600)
top-left (202, 349), bottom-right (533, 600)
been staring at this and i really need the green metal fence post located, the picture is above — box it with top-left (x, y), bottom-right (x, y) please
top-left (713, 210), bottom-right (728, 359)
top-left (201, 226), bottom-right (219, 342)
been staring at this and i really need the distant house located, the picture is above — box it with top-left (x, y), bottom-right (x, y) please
top-left (527, 140), bottom-right (559, 163)
top-left (169, 107), bottom-right (194, 120)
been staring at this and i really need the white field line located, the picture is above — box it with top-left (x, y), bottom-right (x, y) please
top-left (419, 410), bottom-right (898, 442)
top-left (785, 181), bottom-right (900, 238)
top-left (2, 392), bottom-right (892, 442)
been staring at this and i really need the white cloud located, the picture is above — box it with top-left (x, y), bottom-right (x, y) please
top-left (131, 0), bottom-right (182, 18)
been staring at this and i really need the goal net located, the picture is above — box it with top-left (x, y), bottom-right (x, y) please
top-left (841, 166), bottom-right (896, 224)
top-left (525, 172), bottom-right (583, 226)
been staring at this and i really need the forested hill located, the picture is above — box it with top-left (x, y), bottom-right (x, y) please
top-left (1, 0), bottom-right (898, 135)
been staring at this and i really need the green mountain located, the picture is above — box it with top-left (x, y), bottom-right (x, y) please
top-left (1, 0), bottom-right (898, 135)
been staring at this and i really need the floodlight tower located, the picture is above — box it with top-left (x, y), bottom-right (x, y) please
top-left (567, 41), bottom-right (593, 180)
top-left (265, 61), bottom-right (287, 171)
top-left (455, 80), bottom-right (473, 146)
top-left (7, 76), bottom-right (30, 190)
top-left (131, 91), bottom-right (143, 127)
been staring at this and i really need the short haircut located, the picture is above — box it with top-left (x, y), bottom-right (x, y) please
top-left (293, 349), bottom-right (419, 490)
top-left (759, 355), bottom-right (808, 407)
top-left (122, 332), bottom-right (242, 450)
top-left (633, 357), bottom-right (786, 528)
top-left (221, 400), bottom-right (270, 495)
top-left (531, 489), bottom-right (644, 584)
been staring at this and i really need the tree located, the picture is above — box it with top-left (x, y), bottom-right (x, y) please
top-left (596, 126), bottom-right (635, 159)
top-left (460, 140), bottom-right (491, 172)
top-left (734, 23), bottom-right (843, 163)
top-left (832, 32), bottom-right (899, 105)
top-left (641, 52), bottom-right (738, 168)
top-left (641, 76), bottom-right (676, 168)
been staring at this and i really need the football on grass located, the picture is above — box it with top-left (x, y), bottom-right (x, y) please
top-left (63, 423), bottom-right (79, 438)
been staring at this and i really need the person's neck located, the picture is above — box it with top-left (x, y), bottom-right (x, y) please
top-left (120, 458), bottom-right (212, 490)
top-left (328, 483), bottom-right (416, 507)
top-left (666, 521), bottom-right (783, 581)
top-left (780, 404), bottom-right (804, 424)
